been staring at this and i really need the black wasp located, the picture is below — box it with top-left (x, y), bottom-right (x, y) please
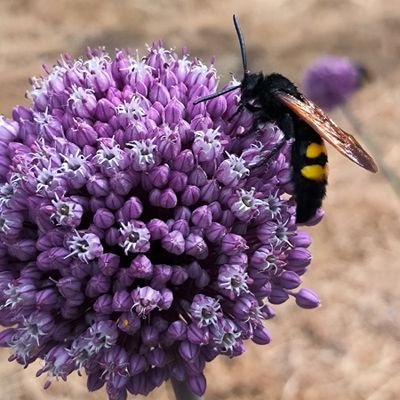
top-left (194, 15), bottom-right (377, 223)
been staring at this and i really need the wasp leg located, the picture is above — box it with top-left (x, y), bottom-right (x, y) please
top-left (229, 102), bottom-right (264, 123)
top-left (244, 103), bottom-right (263, 112)
top-left (250, 113), bottom-right (294, 169)
top-left (259, 140), bottom-right (287, 167)
top-left (228, 103), bottom-right (244, 122)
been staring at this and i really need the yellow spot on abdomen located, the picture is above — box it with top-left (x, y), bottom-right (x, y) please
top-left (306, 143), bottom-right (327, 159)
top-left (301, 165), bottom-right (327, 181)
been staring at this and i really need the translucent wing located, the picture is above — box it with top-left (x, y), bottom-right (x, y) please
top-left (275, 91), bottom-right (378, 173)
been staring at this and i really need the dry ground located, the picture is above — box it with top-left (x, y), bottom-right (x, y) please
top-left (0, 0), bottom-right (400, 399)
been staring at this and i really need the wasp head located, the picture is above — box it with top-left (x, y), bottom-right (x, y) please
top-left (240, 72), bottom-right (265, 109)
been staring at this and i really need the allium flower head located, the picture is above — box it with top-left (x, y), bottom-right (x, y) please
top-left (302, 56), bottom-right (365, 110)
top-left (0, 42), bottom-right (320, 399)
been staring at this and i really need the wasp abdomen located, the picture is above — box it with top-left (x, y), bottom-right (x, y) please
top-left (300, 142), bottom-right (328, 182)
top-left (305, 142), bottom-right (327, 159)
top-left (300, 164), bottom-right (328, 181)
top-left (291, 124), bottom-right (328, 223)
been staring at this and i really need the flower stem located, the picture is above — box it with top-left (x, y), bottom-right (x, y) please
top-left (341, 105), bottom-right (400, 198)
top-left (171, 379), bottom-right (203, 400)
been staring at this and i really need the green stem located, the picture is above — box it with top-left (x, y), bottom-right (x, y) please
top-left (171, 379), bottom-right (203, 400)
top-left (341, 105), bottom-right (400, 198)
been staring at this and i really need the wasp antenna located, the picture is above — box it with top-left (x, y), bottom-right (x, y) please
top-left (193, 84), bottom-right (241, 105)
top-left (233, 15), bottom-right (248, 76)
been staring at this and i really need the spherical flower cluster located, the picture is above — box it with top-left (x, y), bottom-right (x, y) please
top-left (302, 56), bottom-right (365, 110)
top-left (0, 43), bottom-right (320, 399)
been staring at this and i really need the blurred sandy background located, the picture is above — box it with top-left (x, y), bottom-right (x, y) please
top-left (1, 0), bottom-right (400, 399)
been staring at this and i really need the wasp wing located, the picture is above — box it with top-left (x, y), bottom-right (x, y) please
top-left (275, 91), bottom-right (378, 173)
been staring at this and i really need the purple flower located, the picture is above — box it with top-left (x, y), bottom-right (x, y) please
top-left (302, 56), bottom-right (364, 110)
top-left (66, 231), bottom-right (103, 263)
top-left (0, 43), bottom-right (321, 398)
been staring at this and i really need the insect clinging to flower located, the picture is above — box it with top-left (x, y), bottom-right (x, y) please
top-left (194, 15), bottom-right (378, 223)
